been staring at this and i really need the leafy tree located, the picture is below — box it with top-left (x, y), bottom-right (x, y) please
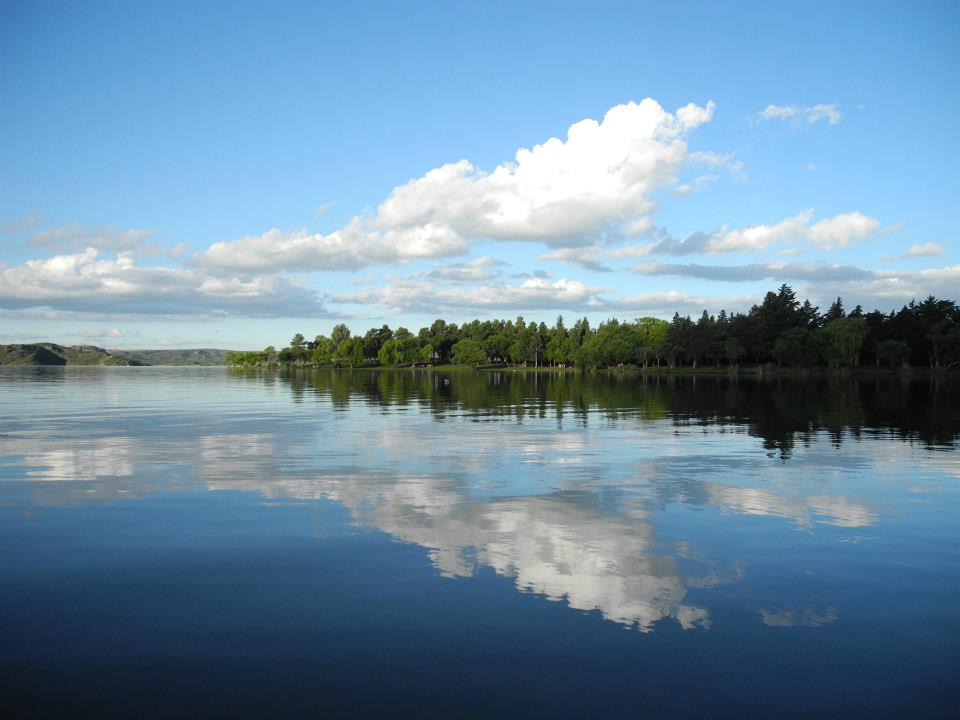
top-left (772, 328), bottom-right (821, 367)
top-left (377, 339), bottom-right (404, 366)
top-left (820, 317), bottom-right (868, 368)
top-left (419, 343), bottom-right (435, 363)
top-left (330, 323), bottom-right (351, 349)
top-left (363, 325), bottom-right (393, 359)
top-left (312, 337), bottom-right (334, 364)
top-left (451, 339), bottom-right (487, 366)
top-left (334, 337), bottom-right (364, 367)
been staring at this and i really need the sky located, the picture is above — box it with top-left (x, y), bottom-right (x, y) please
top-left (1, 0), bottom-right (958, 350)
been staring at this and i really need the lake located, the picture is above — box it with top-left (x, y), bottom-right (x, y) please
top-left (1, 367), bottom-right (957, 718)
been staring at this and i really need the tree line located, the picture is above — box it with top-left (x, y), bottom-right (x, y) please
top-left (225, 285), bottom-right (960, 371)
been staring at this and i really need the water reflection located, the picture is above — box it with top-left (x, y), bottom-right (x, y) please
top-left (241, 367), bottom-right (960, 454)
top-left (1, 367), bottom-right (958, 633)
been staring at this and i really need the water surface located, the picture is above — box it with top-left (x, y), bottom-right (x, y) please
top-left (1, 367), bottom-right (957, 717)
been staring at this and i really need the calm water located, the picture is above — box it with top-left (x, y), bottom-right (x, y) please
top-left (1, 367), bottom-right (957, 718)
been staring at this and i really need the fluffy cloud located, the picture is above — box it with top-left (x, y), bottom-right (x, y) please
top-left (806, 212), bottom-right (881, 250)
top-left (754, 103), bottom-right (842, 127)
top-left (333, 276), bottom-right (602, 314)
top-left (902, 243), bottom-right (943, 258)
top-left (0, 248), bottom-right (331, 317)
top-left (613, 209), bottom-right (881, 256)
top-left (196, 99), bottom-right (717, 272)
top-left (197, 220), bottom-right (470, 273)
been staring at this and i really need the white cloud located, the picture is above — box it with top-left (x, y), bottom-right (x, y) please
top-left (197, 98), bottom-right (717, 272)
top-left (539, 247), bottom-right (612, 272)
top-left (806, 103), bottom-right (843, 125)
top-left (78, 327), bottom-right (141, 341)
top-left (754, 103), bottom-right (842, 127)
top-left (806, 212), bottom-right (880, 250)
top-left (758, 104), bottom-right (801, 121)
top-left (423, 256), bottom-right (507, 283)
top-left (197, 219), bottom-right (470, 273)
top-left (673, 174), bottom-right (717, 196)
top-left (0, 248), bottom-right (331, 317)
top-left (29, 224), bottom-right (163, 256)
top-left (903, 243), bottom-right (943, 258)
top-left (688, 150), bottom-right (746, 181)
top-left (605, 290), bottom-right (755, 316)
top-left (334, 276), bottom-right (602, 313)
top-left (619, 210), bottom-right (881, 256)
top-left (706, 210), bottom-right (817, 252)
top-left (676, 100), bottom-right (716, 130)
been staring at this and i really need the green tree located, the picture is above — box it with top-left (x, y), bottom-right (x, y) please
top-left (330, 323), bottom-right (351, 350)
top-left (820, 317), bottom-right (868, 368)
top-left (419, 343), bottom-right (435, 363)
top-left (772, 328), bottom-right (821, 367)
top-left (312, 336), bottom-right (334, 364)
top-left (451, 339), bottom-right (487, 366)
top-left (378, 339), bottom-right (404, 366)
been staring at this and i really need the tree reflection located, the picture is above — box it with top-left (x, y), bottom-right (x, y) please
top-left (231, 368), bottom-right (960, 457)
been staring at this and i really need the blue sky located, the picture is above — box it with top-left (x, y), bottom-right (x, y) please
top-left (1, 0), bottom-right (957, 349)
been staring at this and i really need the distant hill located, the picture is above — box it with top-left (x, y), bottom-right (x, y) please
top-left (0, 344), bottom-right (234, 366)
top-left (109, 348), bottom-right (232, 366)
top-left (0, 343), bottom-right (132, 366)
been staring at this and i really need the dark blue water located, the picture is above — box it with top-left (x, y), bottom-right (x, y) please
top-left (1, 367), bottom-right (957, 718)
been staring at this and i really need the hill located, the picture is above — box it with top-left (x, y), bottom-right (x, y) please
top-left (108, 348), bottom-right (232, 366)
top-left (0, 343), bottom-right (132, 366)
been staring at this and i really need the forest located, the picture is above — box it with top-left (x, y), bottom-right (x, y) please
top-left (225, 285), bottom-right (960, 372)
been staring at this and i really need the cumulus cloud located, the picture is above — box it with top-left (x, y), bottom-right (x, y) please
top-left (539, 247), bottom-right (613, 272)
top-left (0, 248), bottom-right (332, 317)
top-left (196, 98), bottom-right (717, 272)
top-left (806, 212), bottom-right (881, 250)
top-left (902, 243), bottom-right (943, 258)
top-left (333, 276), bottom-right (602, 314)
top-left (754, 103), bottom-right (842, 127)
top-left (612, 209), bottom-right (881, 256)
